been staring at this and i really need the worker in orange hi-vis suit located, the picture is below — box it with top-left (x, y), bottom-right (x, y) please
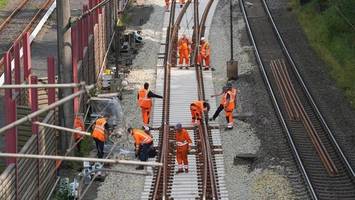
top-left (74, 114), bottom-right (85, 152)
top-left (137, 82), bottom-right (163, 129)
top-left (210, 87), bottom-right (236, 129)
top-left (178, 34), bottom-right (191, 69)
top-left (190, 100), bottom-right (210, 125)
top-left (92, 116), bottom-right (110, 158)
top-left (197, 37), bottom-right (215, 71)
top-left (175, 123), bottom-right (192, 173)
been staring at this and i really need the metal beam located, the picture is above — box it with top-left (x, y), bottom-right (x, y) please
top-left (0, 153), bottom-right (163, 167)
top-left (0, 82), bottom-right (85, 89)
top-left (35, 121), bottom-right (91, 136)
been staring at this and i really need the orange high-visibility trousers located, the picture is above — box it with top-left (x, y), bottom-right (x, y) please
top-left (225, 110), bottom-right (233, 123)
top-left (141, 108), bottom-right (151, 125)
top-left (197, 54), bottom-right (210, 68)
top-left (176, 145), bottom-right (189, 168)
top-left (179, 49), bottom-right (190, 65)
top-left (190, 108), bottom-right (202, 122)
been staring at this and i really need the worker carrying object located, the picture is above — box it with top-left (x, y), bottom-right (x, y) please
top-left (127, 127), bottom-right (154, 170)
top-left (210, 84), bottom-right (237, 129)
top-left (175, 123), bottom-right (192, 173)
top-left (197, 37), bottom-right (215, 71)
top-left (74, 114), bottom-right (85, 152)
top-left (91, 116), bottom-right (110, 158)
top-left (190, 100), bottom-right (210, 125)
top-left (137, 82), bottom-right (163, 129)
top-left (178, 34), bottom-right (191, 69)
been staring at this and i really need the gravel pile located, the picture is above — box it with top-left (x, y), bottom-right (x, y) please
top-left (94, 0), bottom-right (165, 199)
top-left (209, 0), bottom-right (302, 199)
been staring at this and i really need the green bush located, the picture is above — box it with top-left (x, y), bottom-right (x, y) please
top-left (292, 0), bottom-right (355, 106)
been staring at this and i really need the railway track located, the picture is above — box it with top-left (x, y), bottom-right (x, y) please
top-left (141, 0), bottom-right (228, 199)
top-left (240, 0), bottom-right (355, 199)
top-left (0, 0), bottom-right (53, 73)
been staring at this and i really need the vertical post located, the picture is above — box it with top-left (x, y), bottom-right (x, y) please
top-left (72, 25), bottom-right (79, 113)
top-left (57, 0), bottom-right (73, 153)
top-left (14, 43), bottom-right (21, 94)
top-left (83, 5), bottom-right (89, 47)
top-left (226, 0), bottom-right (238, 80)
top-left (23, 32), bottom-right (32, 81)
top-left (78, 19), bottom-right (83, 60)
top-left (47, 57), bottom-right (56, 105)
top-left (4, 52), bottom-right (17, 165)
top-left (229, 0), bottom-right (233, 60)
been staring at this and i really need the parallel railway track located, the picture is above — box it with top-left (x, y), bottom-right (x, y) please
top-left (240, 0), bottom-right (355, 199)
top-left (141, 0), bottom-right (228, 199)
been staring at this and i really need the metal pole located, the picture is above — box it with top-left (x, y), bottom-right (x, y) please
top-left (230, 0), bottom-right (233, 60)
top-left (0, 85), bottom-right (94, 135)
top-left (0, 82), bottom-right (85, 89)
top-left (57, 0), bottom-right (73, 153)
top-left (35, 122), bottom-right (91, 136)
top-left (0, 153), bottom-right (163, 167)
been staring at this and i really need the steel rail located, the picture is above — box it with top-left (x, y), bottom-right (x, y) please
top-left (0, 0), bottom-right (31, 32)
top-left (261, 0), bottom-right (355, 178)
top-left (239, 0), bottom-right (318, 199)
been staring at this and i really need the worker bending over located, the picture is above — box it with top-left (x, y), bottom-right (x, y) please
top-left (137, 82), bottom-right (163, 128)
top-left (190, 100), bottom-right (210, 125)
top-left (197, 37), bottom-right (214, 71)
top-left (92, 116), bottom-right (110, 158)
top-left (178, 34), bottom-right (191, 69)
top-left (210, 85), bottom-right (236, 129)
top-left (128, 127), bottom-right (153, 170)
top-left (74, 114), bottom-right (85, 153)
top-left (175, 123), bottom-right (192, 173)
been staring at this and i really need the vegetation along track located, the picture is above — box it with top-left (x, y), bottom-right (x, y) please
top-left (147, 0), bottom-right (226, 199)
top-left (240, 0), bottom-right (355, 199)
top-left (0, 0), bottom-right (53, 72)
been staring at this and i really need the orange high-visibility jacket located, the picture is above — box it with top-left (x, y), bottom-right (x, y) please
top-left (138, 88), bottom-right (152, 109)
top-left (200, 42), bottom-right (210, 56)
top-left (133, 128), bottom-right (153, 146)
top-left (221, 91), bottom-right (235, 112)
top-left (176, 128), bottom-right (192, 148)
top-left (178, 38), bottom-right (190, 52)
top-left (190, 100), bottom-right (204, 113)
top-left (92, 117), bottom-right (107, 142)
top-left (74, 116), bottom-right (85, 140)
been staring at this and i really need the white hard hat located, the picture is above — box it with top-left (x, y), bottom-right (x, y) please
top-left (201, 37), bottom-right (205, 41)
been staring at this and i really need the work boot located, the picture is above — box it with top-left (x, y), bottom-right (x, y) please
top-left (180, 4), bottom-right (183, 8)
top-left (211, 67), bottom-right (216, 71)
top-left (185, 66), bottom-right (189, 69)
top-left (203, 67), bottom-right (209, 71)
top-left (179, 66), bottom-right (183, 69)
top-left (227, 124), bottom-right (233, 130)
top-left (136, 165), bottom-right (144, 170)
top-left (185, 168), bottom-right (189, 173)
top-left (176, 168), bottom-right (184, 173)
top-left (209, 117), bottom-right (215, 121)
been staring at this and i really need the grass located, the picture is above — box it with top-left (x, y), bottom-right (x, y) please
top-left (0, 0), bottom-right (7, 8)
top-left (290, 0), bottom-right (355, 107)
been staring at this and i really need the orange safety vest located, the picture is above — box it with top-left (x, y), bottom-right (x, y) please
top-left (221, 91), bottom-right (235, 112)
top-left (74, 116), bottom-right (85, 140)
top-left (138, 88), bottom-right (152, 109)
top-left (190, 100), bottom-right (204, 113)
top-left (178, 38), bottom-right (190, 51)
top-left (132, 128), bottom-right (153, 146)
top-left (92, 117), bottom-right (107, 142)
top-left (200, 42), bottom-right (210, 56)
top-left (176, 128), bottom-right (192, 147)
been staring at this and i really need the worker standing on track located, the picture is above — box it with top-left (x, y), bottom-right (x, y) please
top-left (197, 37), bottom-right (215, 71)
top-left (210, 85), bottom-right (236, 129)
top-left (178, 34), bottom-right (191, 69)
top-left (127, 127), bottom-right (153, 170)
top-left (175, 123), bottom-right (192, 173)
top-left (74, 114), bottom-right (85, 153)
top-left (137, 82), bottom-right (163, 129)
top-left (190, 100), bottom-right (210, 125)
top-left (91, 116), bottom-right (110, 158)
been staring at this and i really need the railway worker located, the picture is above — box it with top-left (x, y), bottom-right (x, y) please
top-left (127, 127), bottom-right (153, 170)
top-left (190, 100), bottom-right (210, 125)
top-left (178, 34), bottom-right (191, 69)
top-left (137, 82), bottom-right (163, 129)
top-left (197, 37), bottom-right (214, 71)
top-left (226, 82), bottom-right (238, 108)
top-left (74, 114), bottom-right (85, 153)
top-left (210, 85), bottom-right (236, 129)
top-left (175, 123), bottom-right (192, 173)
top-left (92, 116), bottom-right (110, 158)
